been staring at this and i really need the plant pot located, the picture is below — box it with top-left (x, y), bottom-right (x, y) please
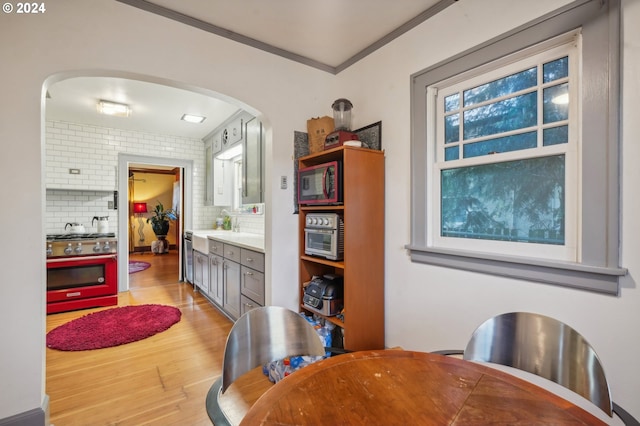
top-left (151, 220), bottom-right (170, 237)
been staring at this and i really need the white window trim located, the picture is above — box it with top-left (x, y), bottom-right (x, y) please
top-left (407, 0), bottom-right (626, 295)
top-left (429, 34), bottom-right (579, 263)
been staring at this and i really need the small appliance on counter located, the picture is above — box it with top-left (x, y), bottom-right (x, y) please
top-left (324, 98), bottom-right (359, 150)
top-left (303, 274), bottom-right (343, 316)
top-left (92, 216), bottom-right (109, 233)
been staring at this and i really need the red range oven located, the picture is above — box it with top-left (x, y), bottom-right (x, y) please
top-left (46, 233), bottom-right (118, 314)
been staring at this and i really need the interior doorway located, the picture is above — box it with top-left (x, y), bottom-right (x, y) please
top-left (117, 153), bottom-right (194, 293)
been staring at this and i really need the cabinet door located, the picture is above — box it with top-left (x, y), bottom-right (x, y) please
top-left (241, 266), bottom-right (264, 305)
top-left (223, 260), bottom-right (241, 320)
top-left (205, 144), bottom-right (213, 205)
top-left (212, 131), bottom-right (222, 155)
top-left (228, 116), bottom-right (244, 145)
top-left (208, 254), bottom-right (223, 306)
top-left (193, 250), bottom-right (209, 293)
top-left (241, 294), bottom-right (260, 316)
top-left (243, 117), bottom-right (263, 204)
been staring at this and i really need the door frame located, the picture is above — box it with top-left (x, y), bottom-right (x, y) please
top-left (117, 153), bottom-right (194, 292)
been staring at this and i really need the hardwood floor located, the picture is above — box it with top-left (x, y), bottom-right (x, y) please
top-left (46, 252), bottom-right (233, 425)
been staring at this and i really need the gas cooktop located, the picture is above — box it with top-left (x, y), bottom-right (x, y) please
top-left (47, 233), bottom-right (115, 241)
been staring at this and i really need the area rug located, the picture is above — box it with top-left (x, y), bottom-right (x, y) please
top-left (46, 304), bottom-right (181, 351)
top-left (129, 260), bottom-right (151, 274)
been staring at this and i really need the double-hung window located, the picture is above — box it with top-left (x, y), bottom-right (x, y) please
top-left (408, 0), bottom-right (626, 294)
top-left (433, 35), bottom-right (578, 262)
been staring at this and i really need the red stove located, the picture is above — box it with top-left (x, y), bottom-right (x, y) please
top-left (46, 233), bottom-right (118, 314)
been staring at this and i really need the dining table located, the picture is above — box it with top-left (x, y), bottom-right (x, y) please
top-left (240, 349), bottom-right (607, 425)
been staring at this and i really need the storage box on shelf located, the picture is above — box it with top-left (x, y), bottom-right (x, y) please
top-left (298, 146), bottom-right (385, 351)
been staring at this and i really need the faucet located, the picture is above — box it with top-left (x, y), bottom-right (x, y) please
top-left (233, 217), bottom-right (241, 233)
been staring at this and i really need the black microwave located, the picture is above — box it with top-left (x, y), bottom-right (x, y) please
top-left (298, 161), bottom-right (342, 205)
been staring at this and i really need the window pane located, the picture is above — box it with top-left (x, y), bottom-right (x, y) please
top-left (543, 56), bottom-right (568, 83)
top-left (445, 146), bottom-right (459, 161)
top-left (543, 125), bottom-right (568, 146)
top-left (445, 114), bottom-right (459, 143)
top-left (441, 155), bottom-right (565, 245)
top-left (463, 92), bottom-right (537, 140)
top-left (543, 83), bottom-right (569, 123)
top-left (464, 67), bottom-right (537, 107)
top-left (463, 131), bottom-right (537, 158)
top-left (445, 93), bottom-right (459, 112)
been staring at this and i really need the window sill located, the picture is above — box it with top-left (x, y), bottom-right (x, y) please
top-left (405, 244), bottom-right (627, 295)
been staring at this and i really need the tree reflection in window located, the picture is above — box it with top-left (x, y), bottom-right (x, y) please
top-left (441, 155), bottom-right (565, 245)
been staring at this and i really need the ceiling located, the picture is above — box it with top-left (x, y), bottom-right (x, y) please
top-left (46, 0), bottom-right (450, 140)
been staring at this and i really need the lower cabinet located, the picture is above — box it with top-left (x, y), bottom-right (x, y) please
top-left (223, 257), bottom-right (242, 319)
top-left (206, 239), bottom-right (265, 320)
top-left (208, 253), bottom-right (223, 306)
top-left (193, 250), bottom-right (209, 293)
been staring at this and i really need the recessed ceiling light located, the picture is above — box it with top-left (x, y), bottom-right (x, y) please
top-left (181, 114), bottom-right (206, 124)
top-left (97, 100), bottom-right (131, 117)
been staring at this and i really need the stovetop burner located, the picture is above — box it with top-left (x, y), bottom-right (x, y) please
top-left (46, 233), bottom-right (117, 257)
top-left (47, 233), bottom-right (116, 241)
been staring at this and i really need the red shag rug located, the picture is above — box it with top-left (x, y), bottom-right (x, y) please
top-left (129, 260), bottom-right (151, 274)
top-left (46, 304), bottom-right (182, 351)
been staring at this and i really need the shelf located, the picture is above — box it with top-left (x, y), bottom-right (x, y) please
top-left (298, 142), bottom-right (385, 351)
top-left (300, 255), bottom-right (345, 269)
top-left (299, 205), bottom-right (345, 211)
top-left (300, 305), bottom-right (345, 329)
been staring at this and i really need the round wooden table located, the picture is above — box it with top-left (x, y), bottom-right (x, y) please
top-left (241, 350), bottom-right (606, 425)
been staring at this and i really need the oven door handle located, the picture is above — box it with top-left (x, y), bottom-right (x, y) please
top-left (46, 254), bottom-right (117, 263)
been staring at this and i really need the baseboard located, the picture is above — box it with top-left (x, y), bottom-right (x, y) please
top-left (0, 406), bottom-right (45, 426)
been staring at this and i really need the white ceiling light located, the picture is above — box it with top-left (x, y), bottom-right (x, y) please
top-left (181, 114), bottom-right (206, 124)
top-left (97, 100), bottom-right (131, 117)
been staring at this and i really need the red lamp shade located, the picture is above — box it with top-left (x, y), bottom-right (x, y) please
top-left (133, 202), bottom-right (148, 214)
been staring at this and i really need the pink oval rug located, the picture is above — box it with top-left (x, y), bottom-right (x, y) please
top-left (46, 304), bottom-right (181, 351)
top-left (129, 260), bottom-right (151, 274)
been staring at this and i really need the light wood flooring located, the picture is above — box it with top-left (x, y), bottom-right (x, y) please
top-left (46, 251), bottom-right (233, 426)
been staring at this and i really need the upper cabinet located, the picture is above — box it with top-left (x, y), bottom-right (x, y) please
top-left (243, 117), bottom-right (263, 205)
top-left (205, 110), bottom-right (263, 207)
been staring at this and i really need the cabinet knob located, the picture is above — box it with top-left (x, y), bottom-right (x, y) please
top-left (246, 257), bottom-right (253, 262)
top-left (245, 271), bottom-right (253, 276)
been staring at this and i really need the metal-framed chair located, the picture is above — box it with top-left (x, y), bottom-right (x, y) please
top-left (206, 306), bottom-right (326, 425)
top-left (434, 312), bottom-right (638, 425)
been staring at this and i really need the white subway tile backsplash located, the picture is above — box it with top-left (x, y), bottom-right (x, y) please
top-left (45, 119), bottom-right (262, 234)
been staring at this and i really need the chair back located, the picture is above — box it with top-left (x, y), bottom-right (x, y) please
top-left (463, 312), bottom-right (613, 416)
top-left (221, 306), bottom-right (325, 393)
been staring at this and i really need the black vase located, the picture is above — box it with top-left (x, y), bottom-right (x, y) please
top-left (152, 220), bottom-right (170, 236)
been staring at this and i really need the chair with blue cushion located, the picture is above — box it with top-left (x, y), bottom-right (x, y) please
top-left (433, 312), bottom-right (638, 425)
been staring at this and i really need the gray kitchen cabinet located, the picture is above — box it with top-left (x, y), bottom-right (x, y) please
top-left (205, 143), bottom-right (213, 205)
top-left (223, 257), bottom-right (241, 319)
top-left (212, 131), bottom-right (223, 155)
top-left (208, 253), bottom-right (223, 306)
top-left (240, 247), bottom-right (265, 312)
top-left (243, 117), bottom-right (263, 204)
top-left (240, 294), bottom-right (260, 316)
top-left (193, 250), bottom-right (209, 293)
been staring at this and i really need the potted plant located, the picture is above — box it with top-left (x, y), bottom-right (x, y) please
top-left (147, 201), bottom-right (177, 237)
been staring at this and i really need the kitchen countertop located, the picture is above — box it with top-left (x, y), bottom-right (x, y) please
top-left (190, 230), bottom-right (264, 253)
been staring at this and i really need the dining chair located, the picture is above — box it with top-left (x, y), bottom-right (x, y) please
top-left (205, 306), bottom-right (326, 425)
top-left (433, 312), bottom-right (638, 425)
